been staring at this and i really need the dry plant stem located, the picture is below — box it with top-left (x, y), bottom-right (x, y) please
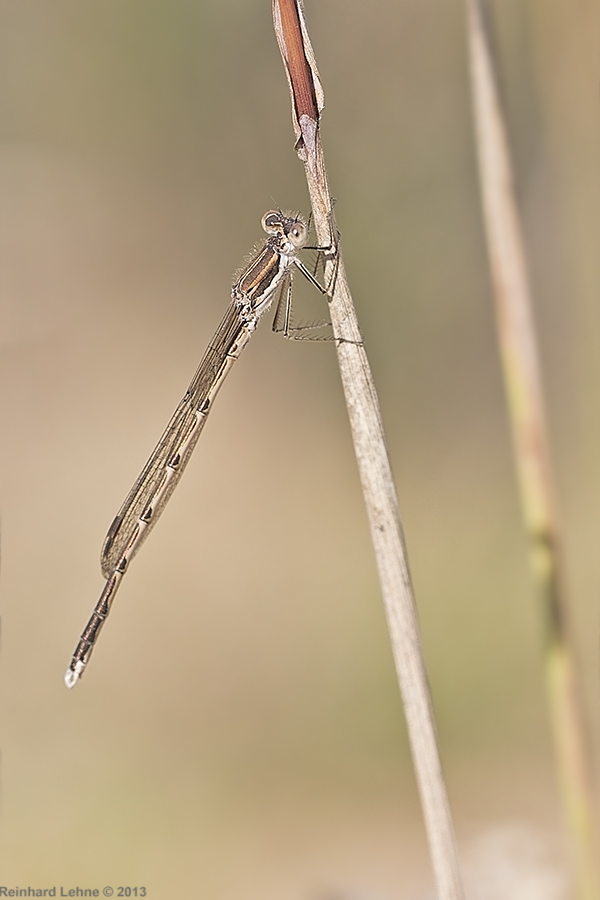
top-left (273, 2), bottom-right (465, 898)
top-left (466, 2), bottom-right (599, 897)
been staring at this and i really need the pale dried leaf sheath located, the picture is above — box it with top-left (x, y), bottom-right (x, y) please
top-left (272, 3), bottom-right (465, 900)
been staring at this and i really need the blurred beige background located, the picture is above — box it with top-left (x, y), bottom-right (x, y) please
top-left (1, 1), bottom-right (599, 897)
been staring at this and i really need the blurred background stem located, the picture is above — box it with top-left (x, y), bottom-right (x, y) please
top-left (465, 1), bottom-right (599, 897)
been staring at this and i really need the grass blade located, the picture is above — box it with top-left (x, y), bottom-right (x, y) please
top-left (466, 2), bottom-right (599, 896)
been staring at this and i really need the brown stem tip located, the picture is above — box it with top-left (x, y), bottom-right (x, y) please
top-left (273, 0), bottom-right (324, 146)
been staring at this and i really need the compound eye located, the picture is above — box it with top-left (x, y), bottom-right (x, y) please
top-left (261, 210), bottom-right (282, 234)
top-left (287, 221), bottom-right (308, 248)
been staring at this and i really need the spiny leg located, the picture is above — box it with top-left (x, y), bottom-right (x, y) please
top-left (271, 271), bottom-right (333, 342)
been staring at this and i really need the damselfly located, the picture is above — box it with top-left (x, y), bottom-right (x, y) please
top-left (65, 209), bottom-right (334, 688)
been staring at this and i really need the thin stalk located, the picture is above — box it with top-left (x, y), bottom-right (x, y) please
top-left (465, 2), bottom-right (599, 897)
top-left (272, 2), bottom-right (465, 899)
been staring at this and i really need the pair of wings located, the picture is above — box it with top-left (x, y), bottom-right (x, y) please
top-left (100, 249), bottom-right (332, 580)
top-left (100, 302), bottom-right (248, 577)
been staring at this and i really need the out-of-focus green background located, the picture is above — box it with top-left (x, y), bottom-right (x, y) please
top-left (1, 1), bottom-right (598, 897)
